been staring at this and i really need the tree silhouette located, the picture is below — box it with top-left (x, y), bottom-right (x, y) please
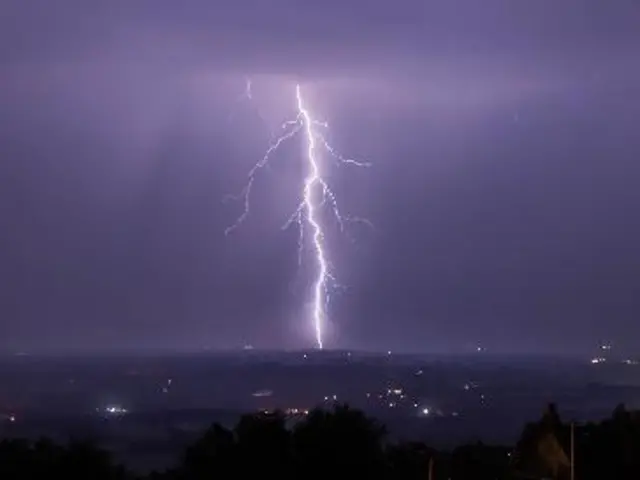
top-left (451, 443), bottom-right (510, 480)
top-left (0, 437), bottom-right (128, 480)
top-left (574, 403), bottom-right (640, 480)
top-left (292, 404), bottom-right (388, 479)
top-left (5, 402), bottom-right (640, 479)
top-left (512, 404), bottom-right (570, 479)
top-left (387, 441), bottom-right (439, 480)
top-left (234, 411), bottom-right (292, 477)
top-left (180, 423), bottom-right (236, 479)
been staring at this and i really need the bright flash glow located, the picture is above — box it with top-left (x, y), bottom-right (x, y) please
top-left (225, 82), bottom-right (370, 350)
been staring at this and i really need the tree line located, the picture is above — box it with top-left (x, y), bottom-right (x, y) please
top-left (1, 403), bottom-right (639, 479)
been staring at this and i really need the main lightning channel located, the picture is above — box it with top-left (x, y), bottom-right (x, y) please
top-left (225, 83), bottom-right (370, 350)
top-left (297, 85), bottom-right (327, 350)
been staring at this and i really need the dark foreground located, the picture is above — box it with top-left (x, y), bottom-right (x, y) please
top-left (1, 352), bottom-right (639, 477)
top-left (1, 403), bottom-right (640, 480)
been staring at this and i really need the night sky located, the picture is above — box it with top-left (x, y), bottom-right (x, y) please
top-left (1, 0), bottom-right (639, 354)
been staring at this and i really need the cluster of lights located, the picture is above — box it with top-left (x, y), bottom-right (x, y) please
top-left (364, 385), bottom-right (434, 414)
top-left (259, 408), bottom-right (309, 416)
top-left (98, 405), bottom-right (128, 416)
top-left (285, 408), bottom-right (309, 416)
top-left (590, 344), bottom-right (613, 364)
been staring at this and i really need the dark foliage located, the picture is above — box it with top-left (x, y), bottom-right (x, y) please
top-left (2, 403), bottom-right (640, 479)
top-left (0, 437), bottom-right (129, 480)
top-left (512, 402), bottom-right (640, 480)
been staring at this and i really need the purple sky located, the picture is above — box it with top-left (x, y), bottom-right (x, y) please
top-left (1, 0), bottom-right (639, 353)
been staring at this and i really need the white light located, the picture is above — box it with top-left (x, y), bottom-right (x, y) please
top-left (422, 408), bottom-right (430, 415)
top-left (103, 405), bottom-right (127, 415)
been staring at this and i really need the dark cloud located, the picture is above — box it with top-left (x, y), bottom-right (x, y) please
top-left (2, 1), bottom-right (638, 72)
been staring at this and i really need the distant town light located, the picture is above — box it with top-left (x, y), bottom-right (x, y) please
top-left (101, 405), bottom-right (127, 416)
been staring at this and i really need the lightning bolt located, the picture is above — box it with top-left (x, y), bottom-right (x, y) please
top-left (227, 77), bottom-right (273, 139)
top-left (225, 82), bottom-right (370, 350)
